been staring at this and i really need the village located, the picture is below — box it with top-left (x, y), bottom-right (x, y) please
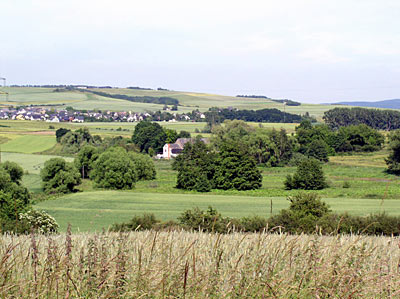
top-left (0, 106), bottom-right (206, 123)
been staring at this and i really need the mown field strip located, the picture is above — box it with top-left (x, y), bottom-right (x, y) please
top-left (0, 134), bottom-right (56, 153)
top-left (35, 191), bottom-right (400, 232)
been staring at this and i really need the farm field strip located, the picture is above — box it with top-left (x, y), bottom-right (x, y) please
top-left (1, 152), bottom-right (73, 174)
top-left (0, 134), bottom-right (56, 153)
top-left (35, 191), bottom-right (400, 232)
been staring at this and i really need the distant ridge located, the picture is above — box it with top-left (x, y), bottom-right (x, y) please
top-left (331, 99), bottom-right (400, 109)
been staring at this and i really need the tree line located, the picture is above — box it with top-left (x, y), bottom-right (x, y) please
top-left (83, 90), bottom-right (180, 105)
top-left (204, 107), bottom-right (303, 124)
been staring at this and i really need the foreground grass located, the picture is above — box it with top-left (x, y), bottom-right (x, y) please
top-left (35, 191), bottom-right (400, 232)
top-left (0, 231), bottom-right (399, 298)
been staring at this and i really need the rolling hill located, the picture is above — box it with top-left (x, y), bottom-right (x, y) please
top-left (331, 99), bottom-right (400, 109)
top-left (0, 86), bottom-right (344, 120)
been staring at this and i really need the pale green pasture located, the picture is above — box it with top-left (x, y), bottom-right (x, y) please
top-left (1, 152), bottom-right (73, 174)
top-left (35, 191), bottom-right (400, 232)
top-left (0, 134), bottom-right (56, 153)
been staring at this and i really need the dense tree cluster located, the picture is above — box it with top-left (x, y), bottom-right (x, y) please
top-left (74, 146), bottom-right (156, 189)
top-left (213, 120), bottom-right (295, 167)
top-left (323, 107), bottom-right (400, 130)
top-left (173, 135), bottom-right (262, 192)
top-left (295, 120), bottom-right (384, 160)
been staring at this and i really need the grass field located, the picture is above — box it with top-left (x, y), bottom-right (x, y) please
top-left (0, 87), bottom-right (347, 119)
top-left (1, 152), bottom-right (73, 192)
top-left (35, 191), bottom-right (400, 232)
top-left (0, 134), bottom-right (56, 153)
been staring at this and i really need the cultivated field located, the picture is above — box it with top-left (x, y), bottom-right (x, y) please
top-left (0, 231), bottom-right (399, 298)
top-left (35, 191), bottom-right (400, 232)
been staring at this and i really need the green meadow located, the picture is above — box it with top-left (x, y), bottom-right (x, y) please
top-left (35, 191), bottom-right (399, 232)
top-left (0, 134), bottom-right (56, 153)
top-left (35, 151), bottom-right (400, 232)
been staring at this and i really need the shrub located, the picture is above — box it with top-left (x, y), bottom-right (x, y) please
top-left (110, 213), bottom-right (159, 232)
top-left (268, 193), bottom-right (331, 234)
top-left (240, 215), bottom-right (268, 232)
top-left (19, 210), bottom-right (59, 234)
top-left (285, 158), bottom-right (328, 190)
top-left (178, 206), bottom-right (228, 233)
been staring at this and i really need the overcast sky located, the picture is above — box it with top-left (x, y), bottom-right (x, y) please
top-left (1, 0), bottom-right (399, 103)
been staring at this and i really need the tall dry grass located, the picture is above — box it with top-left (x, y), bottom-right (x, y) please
top-left (0, 229), bottom-right (399, 298)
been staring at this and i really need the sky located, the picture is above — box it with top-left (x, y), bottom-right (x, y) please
top-left (1, 0), bottom-right (399, 103)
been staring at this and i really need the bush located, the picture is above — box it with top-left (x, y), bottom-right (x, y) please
top-left (19, 210), bottom-right (59, 234)
top-left (110, 213), bottom-right (159, 232)
top-left (285, 158), bottom-right (327, 190)
top-left (178, 206), bottom-right (228, 233)
top-left (268, 193), bottom-right (331, 234)
top-left (240, 215), bottom-right (268, 232)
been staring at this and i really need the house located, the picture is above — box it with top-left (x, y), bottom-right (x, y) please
top-left (72, 116), bottom-right (84, 123)
top-left (162, 138), bottom-right (208, 159)
top-left (48, 116), bottom-right (60, 122)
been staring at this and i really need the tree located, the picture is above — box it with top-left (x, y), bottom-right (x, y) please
top-left (164, 128), bottom-right (178, 144)
top-left (386, 130), bottom-right (400, 174)
top-left (91, 147), bottom-right (137, 189)
top-left (41, 158), bottom-right (81, 194)
top-left (2, 161), bottom-right (24, 182)
top-left (132, 121), bottom-right (167, 154)
top-left (178, 130), bottom-right (191, 138)
top-left (0, 162), bottom-right (31, 232)
top-left (306, 139), bottom-right (329, 162)
top-left (213, 139), bottom-right (262, 190)
top-left (173, 138), bottom-right (215, 192)
top-left (55, 128), bottom-right (71, 142)
top-left (285, 158), bottom-right (327, 190)
top-left (74, 145), bottom-right (99, 178)
top-left (129, 152), bottom-right (156, 180)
